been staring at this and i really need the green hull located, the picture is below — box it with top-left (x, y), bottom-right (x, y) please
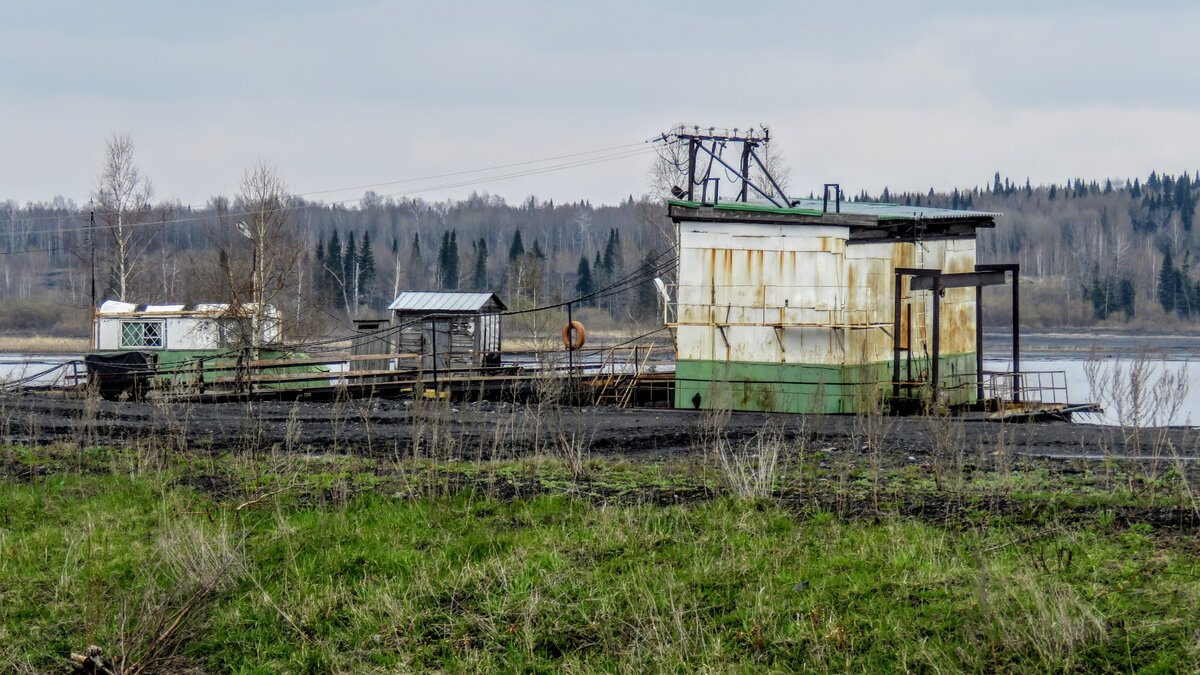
top-left (674, 354), bottom-right (978, 413)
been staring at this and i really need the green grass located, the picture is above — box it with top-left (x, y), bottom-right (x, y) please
top-left (2, 458), bottom-right (1199, 673)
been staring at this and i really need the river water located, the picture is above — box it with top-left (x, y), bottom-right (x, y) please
top-left (984, 330), bottom-right (1200, 427)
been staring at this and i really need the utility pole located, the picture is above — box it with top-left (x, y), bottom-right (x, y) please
top-left (89, 203), bottom-right (97, 349)
top-left (662, 125), bottom-right (788, 208)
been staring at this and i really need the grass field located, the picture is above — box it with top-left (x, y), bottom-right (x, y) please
top-left (2, 441), bottom-right (1198, 673)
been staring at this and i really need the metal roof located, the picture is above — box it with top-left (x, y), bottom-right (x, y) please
top-left (97, 300), bottom-right (279, 317)
top-left (785, 198), bottom-right (1001, 221)
top-left (387, 291), bottom-right (505, 313)
top-left (668, 198), bottom-right (1001, 222)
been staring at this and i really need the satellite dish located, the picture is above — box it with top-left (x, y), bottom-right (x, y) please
top-left (235, 220), bottom-right (253, 240)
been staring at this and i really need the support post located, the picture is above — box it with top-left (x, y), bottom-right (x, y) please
top-left (1012, 266), bottom-right (1021, 403)
top-left (89, 208), bottom-right (97, 350)
top-left (892, 271), bottom-right (902, 401)
top-left (567, 302), bottom-right (575, 403)
top-left (686, 139), bottom-right (698, 201)
top-left (975, 284), bottom-right (984, 405)
top-left (739, 143), bottom-right (752, 201)
top-left (931, 275), bottom-right (941, 409)
top-left (431, 320), bottom-right (438, 392)
top-left (906, 304), bottom-right (912, 392)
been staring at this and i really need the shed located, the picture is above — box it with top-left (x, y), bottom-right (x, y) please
top-left (383, 291), bottom-right (505, 371)
top-left (350, 316), bottom-right (394, 374)
top-left (668, 197), bottom-right (1006, 414)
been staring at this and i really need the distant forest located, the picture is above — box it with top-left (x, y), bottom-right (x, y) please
top-left (2, 163), bottom-right (1199, 337)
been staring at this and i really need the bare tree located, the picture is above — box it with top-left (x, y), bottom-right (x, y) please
top-left (750, 140), bottom-right (791, 200)
top-left (232, 162), bottom-right (301, 351)
top-left (92, 133), bottom-right (154, 302)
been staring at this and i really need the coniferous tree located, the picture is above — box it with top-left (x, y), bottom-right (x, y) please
top-left (409, 233), bottom-right (425, 287)
top-left (508, 229), bottom-right (525, 262)
top-left (438, 231), bottom-right (450, 289)
top-left (438, 230), bottom-right (460, 290)
top-left (314, 238), bottom-right (326, 297)
top-left (471, 237), bottom-right (488, 290)
top-left (1177, 252), bottom-right (1193, 317)
top-left (633, 251), bottom-right (659, 321)
top-left (326, 230), bottom-right (343, 304)
top-left (344, 231), bottom-right (357, 295)
top-left (1158, 249), bottom-right (1177, 313)
top-left (446, 230), bottom-right (459, 290)
top-left (575, 255), bottom-right (594, 301)
top-left (1118, 277), bottom-right (1135, 318)
top-left (357, 230), bottom-right (376, 306)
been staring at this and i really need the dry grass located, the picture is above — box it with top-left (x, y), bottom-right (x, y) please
top-left (0, 335), bottom-right (89, 353)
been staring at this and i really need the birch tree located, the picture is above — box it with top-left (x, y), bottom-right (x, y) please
top-left (232, 161), bottom-right (299, 349)
top-left (92, 133), bottom-right (153, 302)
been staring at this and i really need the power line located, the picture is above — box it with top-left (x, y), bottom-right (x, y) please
top-left (299, 140), bottom-right (650, 197)
top-left (5, 138), bottom-right (657, 227)
top-left (0, 146), bottom-right (656, 256)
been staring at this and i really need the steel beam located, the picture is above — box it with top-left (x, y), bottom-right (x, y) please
top-left (910, 271), bottom-right (1006, 290)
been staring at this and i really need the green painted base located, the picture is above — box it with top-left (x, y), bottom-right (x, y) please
top-left (94, 349), bottom-right (328, 390)
top-left (674, 354), bottom-right (977, 414)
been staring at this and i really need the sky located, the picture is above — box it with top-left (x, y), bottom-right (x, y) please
top-left (3, 0), bottom-right (1199, 208)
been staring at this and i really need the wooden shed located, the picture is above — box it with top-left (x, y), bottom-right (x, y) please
top-left (383, 291), bottom-right (505, 371)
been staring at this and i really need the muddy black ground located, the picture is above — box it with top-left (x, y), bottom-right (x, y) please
top-left (2, 394), bottom-right (1196, 468)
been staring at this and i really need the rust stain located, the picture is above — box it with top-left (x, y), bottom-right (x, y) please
top-left (755, 249), bottom-right (765, 305)
top-left (890, 241), bottom-right (914, 272)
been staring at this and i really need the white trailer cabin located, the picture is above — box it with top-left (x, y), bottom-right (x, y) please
top-left (95, 301), bottom-right (282, 352)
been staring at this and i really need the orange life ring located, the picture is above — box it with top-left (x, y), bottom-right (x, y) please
top-left (562, 320), bottom-right (586, 350)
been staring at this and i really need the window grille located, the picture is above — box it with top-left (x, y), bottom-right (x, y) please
top-left (120, 321), bottom-right (164, 348)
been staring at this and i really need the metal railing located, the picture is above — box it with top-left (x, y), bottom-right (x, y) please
top-left (981, 370), bottom-right (1069, 405)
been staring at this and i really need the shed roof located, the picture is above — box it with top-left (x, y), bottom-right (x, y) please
top-left (668, 198), bottom-right (1000, 222)
top-left (668, 198), bottom-right (998, 239)
top-left (387, 291), bottom-right (506, 313)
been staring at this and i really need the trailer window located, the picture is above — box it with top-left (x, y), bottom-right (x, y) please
top-left (120, 321), bottom-right (164, 348)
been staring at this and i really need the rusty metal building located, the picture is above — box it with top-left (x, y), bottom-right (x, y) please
top-left (668, 198), bottom-right (1002, 413)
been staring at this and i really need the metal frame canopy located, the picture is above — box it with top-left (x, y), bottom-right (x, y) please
top-left (893, 264), bottom-right (1021, 407)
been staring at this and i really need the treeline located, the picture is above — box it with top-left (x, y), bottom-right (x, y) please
top-left (852, 170), bottom-right (1200, 326)
top-left (0, 190), bottom-right (669, 336)
top-left (4, 165), bottom-right (1200, 336)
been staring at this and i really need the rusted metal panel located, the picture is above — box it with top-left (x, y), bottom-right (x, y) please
top-left (673, 218), bottom-right (979, 372)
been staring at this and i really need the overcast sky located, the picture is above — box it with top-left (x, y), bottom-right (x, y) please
top-left (3, 1), bottom-right (1198, 207)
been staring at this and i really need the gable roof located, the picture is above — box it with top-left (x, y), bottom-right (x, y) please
top-left (387, 291), bottom-right (506, 313)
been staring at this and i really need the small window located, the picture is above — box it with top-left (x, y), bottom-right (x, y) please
top-left (120, 321), bottom-right (164, 349)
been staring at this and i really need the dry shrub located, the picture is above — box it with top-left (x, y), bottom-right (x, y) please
top-left (110, 520), bottom-right (245, 675)
top-left (973, 568), bottom-right (1106, 668)
top-left (697, 407), bottom-right (784, 500)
